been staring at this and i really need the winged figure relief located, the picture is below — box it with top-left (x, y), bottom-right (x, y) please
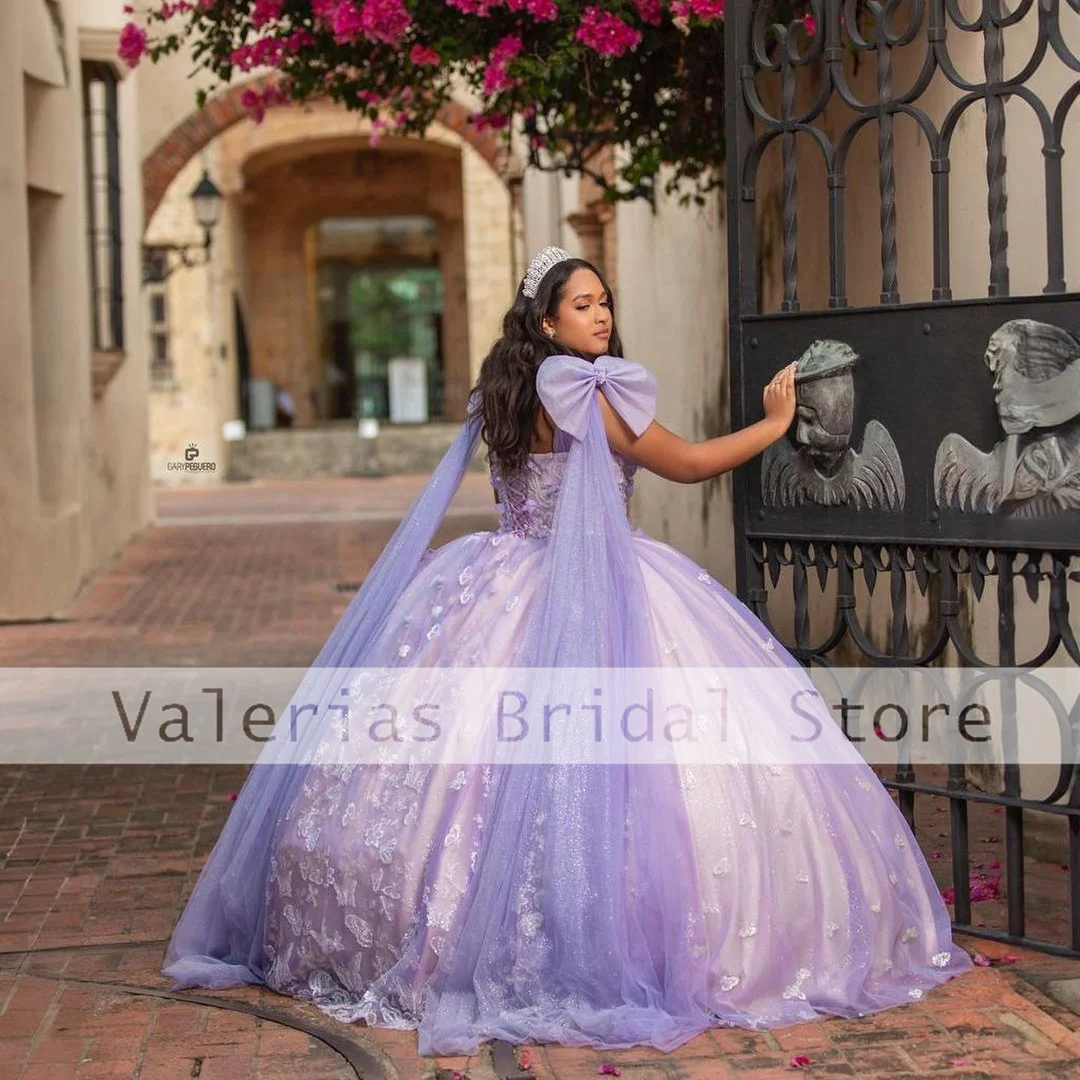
top-left (761, 340), bottom-right (906, 511)
top-left (933, 319), bottom-right (1080, 517)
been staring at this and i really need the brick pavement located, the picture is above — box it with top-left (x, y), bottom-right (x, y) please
top-left (0, 476), bottom-right (1078, 1079)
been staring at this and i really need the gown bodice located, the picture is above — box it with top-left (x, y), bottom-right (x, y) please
top-left (489, 426), bottom-right (639, 539)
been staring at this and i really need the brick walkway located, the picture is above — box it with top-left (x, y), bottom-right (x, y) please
top-left (1, 477), bottom-right (1078, 1078)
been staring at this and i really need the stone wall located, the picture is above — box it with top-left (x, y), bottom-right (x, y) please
top-left (226, 424), bottom-right (490, 482)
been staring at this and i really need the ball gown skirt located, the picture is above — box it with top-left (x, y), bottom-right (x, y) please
top-left (162, 354), bottom-right (973, 1056)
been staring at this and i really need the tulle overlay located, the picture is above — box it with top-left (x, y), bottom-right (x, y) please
top-left (163, 355), bottom-right (972, 1056)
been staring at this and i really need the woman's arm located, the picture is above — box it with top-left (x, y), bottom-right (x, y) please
top-left (598, 362), bottom-right (798, 484)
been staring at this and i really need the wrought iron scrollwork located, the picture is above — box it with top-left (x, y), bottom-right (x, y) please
top-left (726, 0), bottom-right (1080, 954)
top-left (736, 0), bottom-right (1080, 306)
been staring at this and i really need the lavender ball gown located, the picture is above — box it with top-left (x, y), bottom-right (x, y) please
top-left (163, 354), bottom-right (972, 1056)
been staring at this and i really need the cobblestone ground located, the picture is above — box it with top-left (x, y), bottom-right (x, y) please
top-left (1, 477), bottom-right (1079, 1079)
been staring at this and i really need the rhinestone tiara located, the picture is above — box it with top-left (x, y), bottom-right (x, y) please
top-left (521, 245), bottom-right (572, 298)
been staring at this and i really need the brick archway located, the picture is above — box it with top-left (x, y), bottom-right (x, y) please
top-left (142, 77), bottom-right (516, 224)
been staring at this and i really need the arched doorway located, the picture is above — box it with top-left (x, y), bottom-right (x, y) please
top-left (141, 84), bottom-right (521, 481)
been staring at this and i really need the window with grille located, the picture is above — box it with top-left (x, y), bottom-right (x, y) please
top-left (82, 60), bottom-right (123, 352)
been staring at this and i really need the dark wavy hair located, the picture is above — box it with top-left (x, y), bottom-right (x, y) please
top-left (470, 257), bottom-right (623, 477)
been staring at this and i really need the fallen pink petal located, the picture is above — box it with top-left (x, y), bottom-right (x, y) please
top-left (598, 1066), bottom-right (621, 1077)
top-left (973, 952), bottom-right (991, 966)
top-left (789, 1056), bottom-right (813, 1070)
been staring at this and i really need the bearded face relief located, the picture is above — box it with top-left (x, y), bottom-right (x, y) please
top-left (762, 340), bottom-right (905, 511)
top-left (933, 319), bottom-right (1080, 517)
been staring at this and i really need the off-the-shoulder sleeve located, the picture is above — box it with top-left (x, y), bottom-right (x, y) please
top-left (536, 354), bottom-right (658, 441)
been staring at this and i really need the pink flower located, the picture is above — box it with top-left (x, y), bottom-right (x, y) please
top-left (483, 63), bottom-right (514, 94)
top-left (331, 0), bottom-right (364, 43)
top-left (240, 81), bottom-right (290, 122)
top-left (361, 0), bottom-right (412, 44)
top-left (286, 28), bottom-right (316, 52)
top-left (312, 0), bottom-right (337, 20)
top-left (472, 111), bottom-right (510, 131)
top-left (118, 22), bottom-right (148, 67)
top-left (598, 1066), bottom-right (621, 1077)
top-left (972, 951), bottom-right (991, 967)
top-left (802, 13), bottom-right (817, 37)
top-left (670, 0), bottom-right (725, 22)
top-left (240, 89), bottom-right (266, 121)
top-left (692, 0), bottom-right (725, 19)
top-left (483, 34), bottom-right (523, 95)
top-left (576, 7), bottom-right (642, 58)
top-left (493, 34), bottom-right (523, 62)
top-left (251, 0), bottom-right (283, 27)
top-left (789, 1057), bottom-right (813, 1070)
top-left (410, 45), bottom-right (442, 66)
top-left (635, 0), bottom-right (663, 26)
top-left (527, 0), bottom-right (559, 21)
top-left (446, 0), bottom-right (499, 14)
top-left (969, 877), bottom-right (1000, 902)
top-left (232, 37), bottom-right (287, 72)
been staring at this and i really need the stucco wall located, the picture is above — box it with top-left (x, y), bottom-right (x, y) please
top-left (0, 0), bottom-right (150, 620)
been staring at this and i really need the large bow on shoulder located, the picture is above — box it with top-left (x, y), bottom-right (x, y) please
top-left (536, 354), bottom-right (658, 442)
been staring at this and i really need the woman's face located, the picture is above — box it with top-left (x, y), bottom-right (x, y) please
top-left (542, 268), bottom-right (612, 357)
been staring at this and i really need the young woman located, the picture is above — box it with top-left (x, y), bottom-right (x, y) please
top-left (163, 246), bottom-right (972, 1057)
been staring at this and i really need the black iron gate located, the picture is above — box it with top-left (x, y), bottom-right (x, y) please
top-left (725, 0), bottom-right (1080, 954)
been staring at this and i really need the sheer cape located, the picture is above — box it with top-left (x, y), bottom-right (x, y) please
top-left (162, 355), bottom-right (689, 1031)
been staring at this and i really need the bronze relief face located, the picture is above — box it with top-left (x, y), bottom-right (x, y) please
top-left (763, 340), bottom-right (905, 511)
